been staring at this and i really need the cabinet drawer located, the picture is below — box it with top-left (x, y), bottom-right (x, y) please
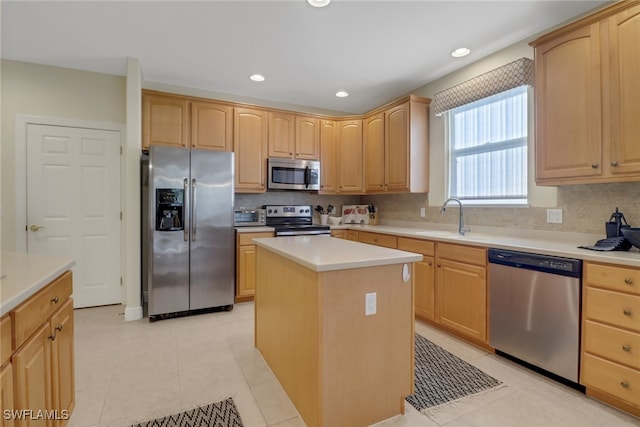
top-left (582, 353), bottom-right (640, 406)
top-left (358, 232), bottom-right (397, 248)
top-left (12, 271), bottom-right (72, 349)
top-left (436, 243), bottom-right (486, 266)
top-left (584, 320), bottom-right (640, 370)
top-left (585, 287), bottom-right (640, 332)
top-left (1, 315), bottom-right (11, 366)
top-left (585, 263), bottom-right (640, 295)
top-left (397, 237), bottom-right (434, 256)
top-left (238, 232), bottom-right (274, 246)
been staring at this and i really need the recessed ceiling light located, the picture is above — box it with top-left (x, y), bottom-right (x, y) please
top-left (249, 74), bottom-right (265, 82)
top-left (451, 48), bottom-right (471, 58)
top-left (336, 91), bottom-right (349, 98)
top-left (308, 0), bottom-right (331, 7)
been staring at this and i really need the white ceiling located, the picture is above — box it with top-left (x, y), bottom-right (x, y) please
top-left (2, 0), bottom-right (611, 115)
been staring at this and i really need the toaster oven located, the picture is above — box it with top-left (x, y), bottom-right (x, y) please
top-left (234, 208), bottom-right (266, 227)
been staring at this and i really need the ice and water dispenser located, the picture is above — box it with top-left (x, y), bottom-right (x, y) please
top-left (155, 188), bottom-right (184, 231)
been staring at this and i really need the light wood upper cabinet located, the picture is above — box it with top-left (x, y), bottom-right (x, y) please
top-left (268, 112), bottom-right (295, 158)
top-left (319, 120), bottom-right (338, 193)
top-left (235, 108), bottom-right (268, 192)
top-left (269, 113), bottom-right (320, 160)
top-left (337, 119), bottom-right (363, 193)
top-left (363, 98), bottom-right (430, 194)
top-left (295, 116), bottom-right (320, 160)
top-left (608, 4), bottom-right (640, 176)
top-left (364, 113), bottom-right (385, 192)
top-left (531, 0), bottom-right (640, 184)
top-left (191, 101), bottom-right (233, 151)
top-left (142, 93), bottom-right (189, 150)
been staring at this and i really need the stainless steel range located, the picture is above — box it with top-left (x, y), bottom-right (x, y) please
top-left (264, 205), bottom-right (331, 237)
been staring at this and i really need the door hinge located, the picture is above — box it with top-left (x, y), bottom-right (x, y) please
top-left (120, 212), bottom-right (123, 220)
top-left (120, 277), bottom-right (123, 286)
top-left (120, 146), bottom-right (123, 155)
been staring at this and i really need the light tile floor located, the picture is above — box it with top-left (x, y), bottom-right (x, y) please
top-left (69, 302), bottom-right (638, 427)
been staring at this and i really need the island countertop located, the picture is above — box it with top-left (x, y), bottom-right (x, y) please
top-left (252, 235), bottom-right (423, 272)
top-left (1, 251), bottom-right (76, 316)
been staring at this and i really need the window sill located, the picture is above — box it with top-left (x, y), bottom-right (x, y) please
top-left (456, 199), bottom-right (530, 208)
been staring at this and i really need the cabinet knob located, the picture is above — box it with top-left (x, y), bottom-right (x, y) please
top-left (48, 333), bottom-right (56, 341)
top-left (591, 163), bottom-right (599, 169)
top-left (55, 324), bottom-right (63, 332)
top-left (622, 344), bottom-right (631, 352)
top-left (611, 161), bottom-right (620, 167)
top-left (437, 263), bottom-right (442, 268)
top-left (428, 261), bottom-right (433, 266)
top-left (51, 296), bottom-right (59, 304)
top-left (624, 277), bottom-right (633, 285)
top-left (620, 380), bottom-right (630, 389)
top-left (623, 308), bottom-right (632, 317)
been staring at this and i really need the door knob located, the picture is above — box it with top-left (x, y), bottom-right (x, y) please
top-left (30, 224), bottom-right (45, 232)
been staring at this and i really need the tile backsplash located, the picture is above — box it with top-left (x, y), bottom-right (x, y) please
top-left (237, 182), bottom-right (640, 235)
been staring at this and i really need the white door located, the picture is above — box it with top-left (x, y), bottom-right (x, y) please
top-left (27, 124), bottom-right (122, 308)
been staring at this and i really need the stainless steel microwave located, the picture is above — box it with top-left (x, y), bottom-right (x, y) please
top-left (267, 158), bottom-right (320, 191)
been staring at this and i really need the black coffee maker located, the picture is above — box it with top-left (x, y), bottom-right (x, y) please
top-left (605, 207), bottom-right (629, 238)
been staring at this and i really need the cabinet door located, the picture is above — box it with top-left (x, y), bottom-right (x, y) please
top-left (295, 116), bottom-right (320, 160)
top-left (13, 323), bottom-right (53, 427)
top-left (234, 108), bottom-right (268, 192)
top-left (268, 112), bottom-right (295, 158)
top-left (331, 230), bottom-right (346, 239)
top-left (436, 258), bottom-right (486, 341)
top-left (319, 120), bottom-right (338, 193)
top-left (337, 120), bottom-right (363, 193)
top-left (237, 245), bottom-right (257, 298)
top-left (1, 363), bottom-right (14, 427)
top-left (414, 256), bottom-right (435, 321)
top-left (346, 230), bottom-right (359, 241)
top-left (534, 23), bottom-right (602, 182)
top-left (608, 4), bottom-right (640, 175)
top-left (142, 93), bottom-right (189, 150)
top-left (364, 113), bottom-right (385, 192)
top-left (50, 300), bottom-right (74, 425)
top-left (386, 102), bottom-right (410, 192)
top-left (191, 101), bottom-right (233, 151)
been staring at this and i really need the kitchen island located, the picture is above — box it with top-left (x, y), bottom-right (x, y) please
top-left (253, 236), bottom-right (422, 427)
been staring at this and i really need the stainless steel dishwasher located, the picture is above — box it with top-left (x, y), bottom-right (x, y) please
top-left (489, 248), bottom-right (582, 383)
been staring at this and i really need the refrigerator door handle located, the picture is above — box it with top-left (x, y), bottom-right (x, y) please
top-left (192, 178), bottom-right (197, 241)
top-left (183, 178), bottom-right (189, 241)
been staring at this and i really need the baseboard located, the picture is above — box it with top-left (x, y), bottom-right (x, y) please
top-left (124, 305), bottom-right (143, 321)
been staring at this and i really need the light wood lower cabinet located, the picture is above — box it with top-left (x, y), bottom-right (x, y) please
top-left (330, 230), bottom-right (346, 239)
top-left (581, 262), bottom-right (640, 417)
top-left (357, 231), bottom-right (397, 248)
top-left (235, 231), bottom-right (274, 301)
top-left (435, 243), bottom-right (487, 344)
top-left (3, 271), bottom-right (74, 427)
top-left (398, 237), bottom-right (435, 322)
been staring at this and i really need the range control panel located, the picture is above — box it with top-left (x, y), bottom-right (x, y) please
top-left (264, 205), bottom-right (312, 218)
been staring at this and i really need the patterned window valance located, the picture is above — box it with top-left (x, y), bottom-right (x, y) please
top-left (432, 57), bottom-right (534, 116)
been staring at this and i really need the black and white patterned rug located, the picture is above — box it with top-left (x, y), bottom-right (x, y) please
top-left (130, 397), bottom-right (243, 427)
top-left (406, 333), bottom-right (503, 411)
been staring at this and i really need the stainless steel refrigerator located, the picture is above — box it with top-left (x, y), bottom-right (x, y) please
top-left (142, 145), bottom-right (235, 320)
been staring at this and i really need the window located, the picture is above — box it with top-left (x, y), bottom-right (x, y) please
top-left (447, 85), bottom-right (528, 204)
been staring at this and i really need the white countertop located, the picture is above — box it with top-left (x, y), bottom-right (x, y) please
top-left (334, 223), bottom-right (640, 268)
top-left (253, 236), bottom-right (423, 272)
top-left (0, 252), bottom-right (76, 316)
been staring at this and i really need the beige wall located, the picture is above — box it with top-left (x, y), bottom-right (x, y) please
top-left (1, 59), bottom-right (126, 250)
top-left (361, 41), bottom-right (640, 235)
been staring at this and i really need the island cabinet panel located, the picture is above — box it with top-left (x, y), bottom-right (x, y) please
top-left (255, 247), bottom-right (414, 427)
top-left (0, 362), bottom-right (14, 427)
top-left (581, 261), bottom-right (640, 417)
top-left (435, 243), bottom-right (487, 344)
top-left (234, 108), bottom-right (268, 192)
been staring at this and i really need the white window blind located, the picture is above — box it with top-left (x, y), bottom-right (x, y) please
top-left (448, 85), bottom-right (528, 203)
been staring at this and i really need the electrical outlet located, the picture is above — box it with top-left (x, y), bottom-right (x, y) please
top-left (546, 208), bottom-right (563, 224)
top-left (365, 292), bottom-right (376, 316)
top-left (420, 207), bottom-right (426, 218)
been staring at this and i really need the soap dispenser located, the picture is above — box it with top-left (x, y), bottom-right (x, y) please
top-left (606, 207), bottom-right (629, 238)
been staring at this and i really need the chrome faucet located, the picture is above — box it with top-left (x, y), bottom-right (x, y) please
top-left (440, 197), bottom-right (469, 236)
